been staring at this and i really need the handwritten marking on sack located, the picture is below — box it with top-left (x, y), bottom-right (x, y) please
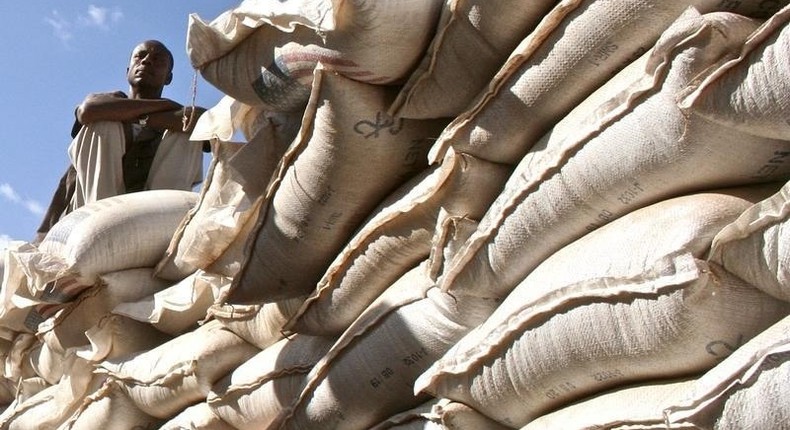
top-left (322, 211), bottom-right (342, 231)
top-left (354, 112), bottom-right (404, 139)
top-left (402, 347), bottom-right (429, 366)
top-left (545, 381), bottom-right (577, 400)
top-left (617, 181), bottom-right (645, 205)
top-left (588, 41), bottom-right (619, 67)
top-left (591, 368), bottom-right (624, 382)
top-left (705, 334), bottom-right (744, 359)
top-left (369, 367), bottom-right (396, 389)
top-left (585, 209), bottom-right (615, 232)
top-left (752, 150), bottom-right (789, 180)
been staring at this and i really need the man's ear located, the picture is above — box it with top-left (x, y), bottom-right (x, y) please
top-left (165, 71), bottom-right (173, 86)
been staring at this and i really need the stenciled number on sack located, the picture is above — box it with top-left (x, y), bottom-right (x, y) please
top-left (402, 347), bottom-right (429, 366)
top-left (588, 40), bottom-right (619, 67)
top-left (370, 366), bottom-right (396, 389)
top-left (354, 112), bottom-right (404, 139)
top-left (752, 150), bottom-right (790, 180)
top-left (617, 181), bottom-right (645, 205)
top-left (545, 381), bottom-right (577, 400)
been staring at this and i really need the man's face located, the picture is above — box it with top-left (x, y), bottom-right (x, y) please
top-left (126, 41), bottom-right (173, 91)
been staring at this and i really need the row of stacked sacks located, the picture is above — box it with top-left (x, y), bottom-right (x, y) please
top-left (0, 0), bottom-right (788, 429)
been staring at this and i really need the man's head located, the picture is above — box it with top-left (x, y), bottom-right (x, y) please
top-left (126, 40), bottom-right (174, 98)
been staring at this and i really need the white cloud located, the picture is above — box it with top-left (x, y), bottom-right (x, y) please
top-left (0, 183), bottom-right (45, 216)
top-left (44, 10), bottom-right (74, 44)
top-left (45, 6), bottom-right (124, 45)
top-left (79, 5), bottom-right (124, 29)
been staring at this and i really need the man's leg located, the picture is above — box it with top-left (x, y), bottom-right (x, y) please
top-left (67, 122), bottom-right (126, 211)
top-left (146, 131), bottom-right (204, 192)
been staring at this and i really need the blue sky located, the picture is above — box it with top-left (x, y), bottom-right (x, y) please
top-left (0, 2), bottom-right (239, 249)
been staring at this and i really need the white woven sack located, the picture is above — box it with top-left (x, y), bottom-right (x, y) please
top-left (96, 319), bottom-right (258, 419)
top-left (438, 10), bottom-right (790, 301)
top-left (428, 0), bottom-right (786, 166)
top-left (37, 268), bottom-right (170, 354)
top-left (680, 5), bottom-right (790, 141)
top-left (662, 314), bottom-right (790, 428)
top-left (207, 296), bottom-right (305, 350)
top-left (157, 100), bottom-right (302, 280)
top-left (160, 402), bottom-right (235, 430)
top-left (4, 334), bottom-right (37, 384)
top-left (520, 378), bottom-right (697, 430)
top-left (285, 149), bottom-right (511, 336)
top-left (416, 187), bottom-right (790, 427)
top-left (10, 190), bottom-right (197, 305)
top-left (208, 334), bottom-right (335, 430)
top-left (390, 0), bottom-right (558, 119)
top-left (188, 0), bottom-right (443, 109)
top-left (274, 266), bottom-right (500, 430)
top-left (708, 181), bottom-right (790, 303)
top-left (113, 270), bottom-right (231, 336)
top-left (27, 340), bottom-right (64, 386)
top-left (75, 314), bottom-right (172, 364)
top-left (228, 65), bottom-right (446, 304)
top-left (59, 379), bottom-right (164, 430)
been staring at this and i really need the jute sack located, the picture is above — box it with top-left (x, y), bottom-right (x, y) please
top-left (113, 270), bottom-right (232, 337)
top-left (427, 0), bottom-right (786, 166)
top-left (157, 99), bottom-right (303, 280)
top-left (663, 314), bottom-right (790, 429)
top-left (439, 10), bottom-right (790, 301)
top-left (707, 181), bottom-right (790, 303)
top-left (188, 0), bottom-right (443, 109)
top-left (160, 402), bottom-right (235, 430)
top-left (9, 190), bottom-right (198, 305)
top-left (75, 314), bottom-right (173, 364)
top-left (273, 267), bottom-right (500, 430)
top-left (96, 319), bottom-right (258, 419)
top-left (368, 400), bottom-right (441, 430)
top-left (284, 148), bottom-right (511, 336)
top-left (27, 340), bottom-right (64, 386)
top-left (37, 268), bottom-right (170, 354)
top-left (207, 334), bottom-right (335, 430)
top-left (207, 295), bottom-right (305, 350)
top-left (680, 5), bottom-right (790, 141)
top-left (58, 379), bottom-right (164, 430)
top-left (520, 378), bottom-right (697, 430)
top-left (416, 187), bottom-right (790, 427)
top-left (389, 0), bottom-right (558, 119)
top-left (228, 65), bottom-right (446, 304)
top-left (3, 334), bottom-right (37, 385)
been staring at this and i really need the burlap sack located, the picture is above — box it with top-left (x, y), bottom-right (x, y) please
top-left (58, 379), bottom-right (164, 430)
top-left (160, 402), bottom-right (235, 430)
top-left (75, 314), bottom-right (172, 363)
top-left (273, 267), bottom-right (500, 430)
top-left (96, 320), bottom-right (258, 419)
top-left (390, 0), bottom-right (558, 119)
top-left (3, 334), bottom-right (37, 385)
top-left (37, 268), bottom-right (170, 354)
top-left (680, 5), bottom-right (790, 141)
top-left (27, 340), bottom-right (64, 386)
top-left (664, 315), bottom-right (790, 429)
top-left (285, 149), bottom-right (510, 336)
top-left (428, 0), bottom-right (786, 166)
top-left (188, 0), bottom-right (443, 110)
top-left (520, 379), bottom-right (697, 430)
top-left (157, 99), bottom-right (303, 280)
top-left (708, 181), bottom-right (790, 303)
top-left (228, 65), bottom-right (446, 304)
top-left (208, 334), bottom-right (335, 430)
top-left (113, 270), bottom-right (231, 336)
top-left (416, 187), bottom-right (790, 427)
top-left (207, 296), bottom-right (305, 350)
top-left (439, 10), bottom-right (790, 301)
top-left (7, 190), bottom-right (197, 306)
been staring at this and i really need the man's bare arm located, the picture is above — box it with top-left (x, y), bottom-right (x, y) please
top-left (75, 91), bottom-right (182, 125)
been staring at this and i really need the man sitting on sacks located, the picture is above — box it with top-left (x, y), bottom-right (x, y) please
top-left (34, 39), bottom-right (207, 242)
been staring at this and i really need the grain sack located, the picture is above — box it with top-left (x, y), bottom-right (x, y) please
top-left (680, 5), bottom-right (790, 141)
top-left (390, 0), bottom-right (557, 119)
top-left (58, 379), bottom-right (164, 430)
top-left (708, 181), bottom-right (790, 303)
top-left (439, 10), bottom-right (790, 301)
top-left (207, 296), bottom-right (305, 350)
top-left (285, 149), bottom-right (511, 336)
top-left (188, 0), bottom-right (443, 110)
top-left (416, 187), bottom-right (790, 428)
top-left (664, 314), bottom-right (790, 429)
top-left (369, 399), bottom-right (442, 430)
top-left (522, 379), bottom-right (698, 429)
top-left (0, 376), bottom-right (14, 408)
top-left (97, 319), bottom-right (258, 419)
top-left (160, 402), bottom-right (235, 430)
top-left (274, 271), bottom-right (500, 430)
top-left (157, 99), bottom-right (303, 280)
top-left (27, 340), bottom-right (63, 386)
top-left (3, 334), bottom-right (37, 385)
top-left (0, 242), bottom-right (62, 334)
top-left (427, 0), bottom-right (786, 165)
top-left (75, 314), bottom-right (172, 363)
top-left (37, 268), bottom-right (170, 354)
top-left (113, 270), bottom-right (231, 337)
top-left (208, 334), bottom-right (335, 430)
top-left (9, 190), bottom-right (197, 305)
top-left (228, 65), bottom-right (446, 304)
